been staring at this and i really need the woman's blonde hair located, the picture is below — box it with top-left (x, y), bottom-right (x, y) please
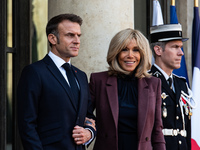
top-left (107, 28), bottom-right (152, 78)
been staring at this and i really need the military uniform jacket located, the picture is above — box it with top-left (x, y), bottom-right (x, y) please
top-left (150, 65), bottom-right (191, 150)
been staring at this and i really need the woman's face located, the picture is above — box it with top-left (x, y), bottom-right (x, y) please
top-left (118, 39), bottom-right (141, 72)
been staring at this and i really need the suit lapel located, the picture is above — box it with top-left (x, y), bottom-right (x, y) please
top-left (137, 78), bottom-right (149, 140)
top-left (72, 66), bottom-right (85, 114)
top-left (106, 76), bottom-right (119, 129)
top-left (43, 55), bottom-right (78, 110)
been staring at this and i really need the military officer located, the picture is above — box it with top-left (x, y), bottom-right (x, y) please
top-left (149, 24), bottom-right (196, 150)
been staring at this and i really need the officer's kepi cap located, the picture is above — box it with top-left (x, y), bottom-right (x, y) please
top-left (150, 24), bottom-right (189, 43)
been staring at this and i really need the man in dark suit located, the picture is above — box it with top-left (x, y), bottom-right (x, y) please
top-left (150, 24), bottom-right (196, 150)
top-left (17, 13), bottom-right (96, 150)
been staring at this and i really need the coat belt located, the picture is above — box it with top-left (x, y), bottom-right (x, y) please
top-left (162, 129), bottom-right (187, 137)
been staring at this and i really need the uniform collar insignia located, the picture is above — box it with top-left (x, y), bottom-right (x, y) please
top-left (153, 71), bottom-right (161, 77)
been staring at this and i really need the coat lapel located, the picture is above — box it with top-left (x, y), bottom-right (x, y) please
top-left (106, 76), bottom-right (119, 129)
top-left (43, 55), bottom-right (77, 110)
top-left (72, 66), bottom-right (85, 114)
top-left (137, 78), bottom-right (149, 141)
top-left (173, 76), bottom-right (182, 103)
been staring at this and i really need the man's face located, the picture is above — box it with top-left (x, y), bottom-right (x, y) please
top-left (51, 20), bottom-right (81, 62)
top-left (160, 40), bottom-right (184, 71)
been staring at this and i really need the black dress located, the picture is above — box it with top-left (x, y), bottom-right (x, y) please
top-left (117, 74), bottom-right (138, 150)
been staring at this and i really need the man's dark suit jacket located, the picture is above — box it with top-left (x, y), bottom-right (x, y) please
top-left (89, 71), bottom-right (166, 150)
top-left (150, 65), bottom-right (191, 150)
top-left (17, 55), bottom-right (95, 150)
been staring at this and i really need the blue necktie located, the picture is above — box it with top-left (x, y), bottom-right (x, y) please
top-left (62, 63), bottom-right (80, 107)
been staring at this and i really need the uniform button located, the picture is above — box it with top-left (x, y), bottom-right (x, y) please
top-left (176, 104), bottom-right (179, 107)
top-left (145, 137), bottom-right (149, 141)
top-left (163, 102), bottom-right (166, 106)
top-left (176, 116), bottom-right (179, 120)
top-left (179, 140), bottom-right (182, 144)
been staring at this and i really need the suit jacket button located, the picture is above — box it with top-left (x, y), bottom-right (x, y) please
top-left (145, 137), bottom-right (149, 141)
